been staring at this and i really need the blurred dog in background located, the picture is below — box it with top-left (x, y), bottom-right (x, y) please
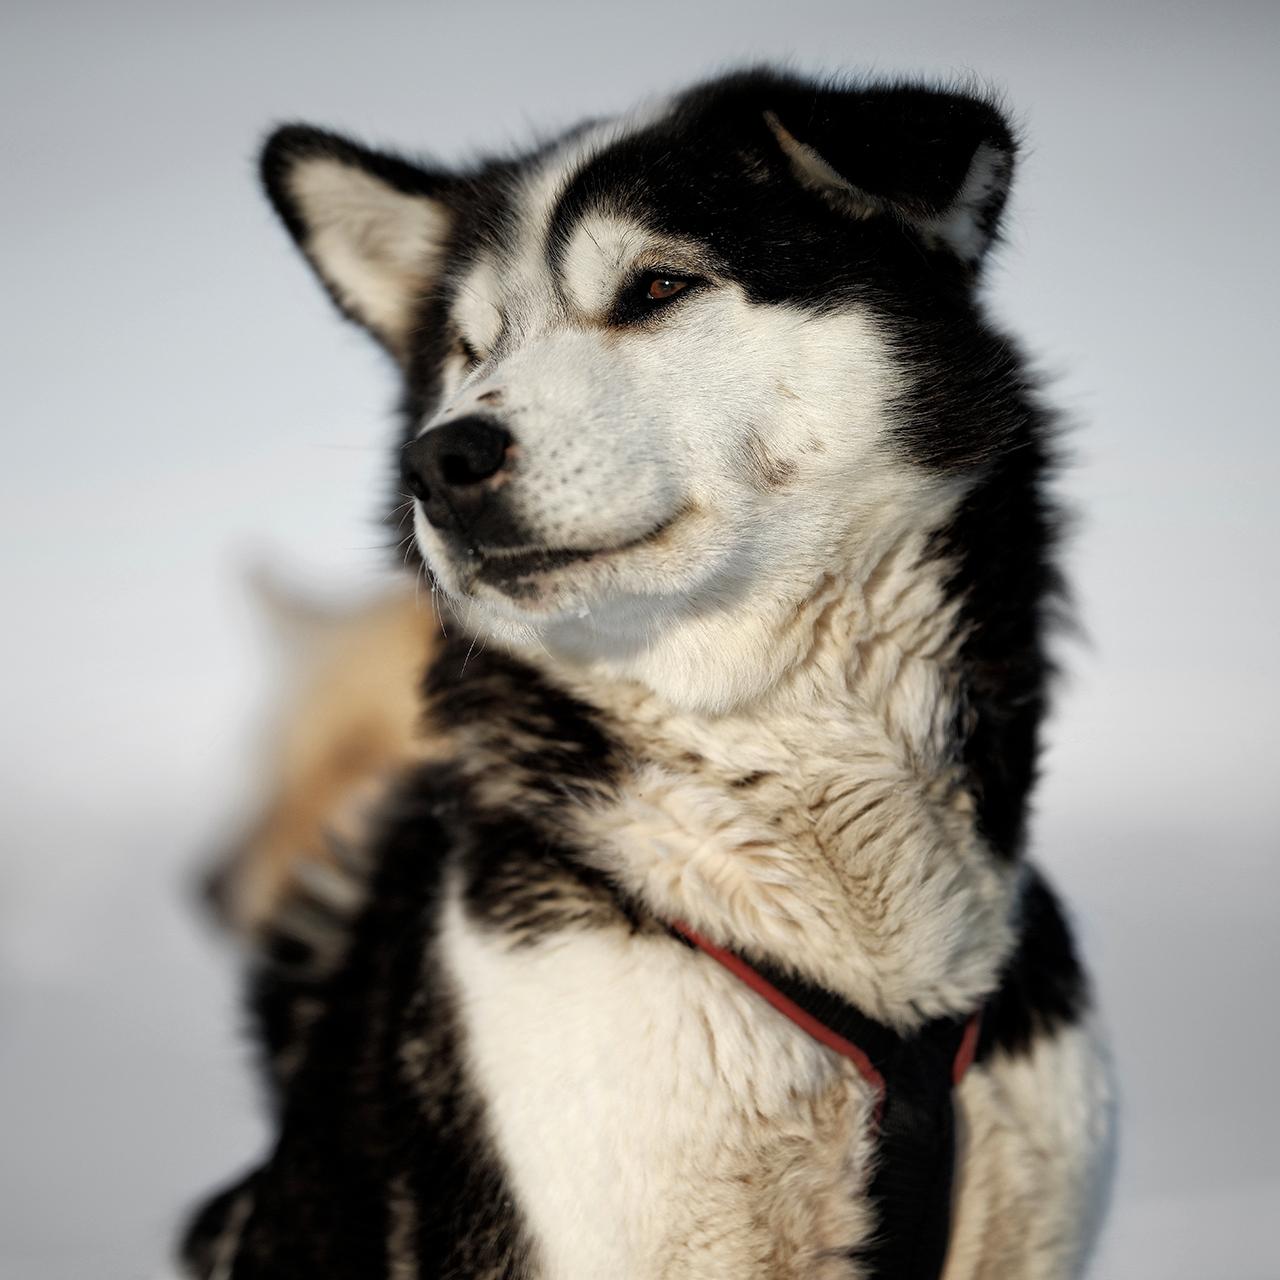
top-left (205, 576), bottom-right (435, 940)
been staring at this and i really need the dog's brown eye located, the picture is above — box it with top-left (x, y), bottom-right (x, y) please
top-left (646, 276), bottom-right (688, 301)
top-left (612, 272), bottom-right (701, 326)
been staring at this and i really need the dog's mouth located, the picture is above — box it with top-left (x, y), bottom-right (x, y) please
top-left (474, 544), bottom-right (598, 586)
top-left (466, 508), bottom-right (691, 594)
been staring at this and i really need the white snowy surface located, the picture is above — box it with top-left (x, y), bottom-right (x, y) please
top-left (3, 2), bottom-right (1277, 1276)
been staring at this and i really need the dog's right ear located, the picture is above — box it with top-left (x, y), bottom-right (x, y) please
top-left (260, 126), bottom-right (454, 359)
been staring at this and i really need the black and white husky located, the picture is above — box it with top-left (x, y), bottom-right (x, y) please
top-left (184, 69), bottom-right (1114, 1279)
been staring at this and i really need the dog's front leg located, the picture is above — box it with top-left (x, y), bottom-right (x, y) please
top-left (946, 1010), bottom-right (1116, 1280)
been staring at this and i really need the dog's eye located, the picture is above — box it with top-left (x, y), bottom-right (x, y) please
top-left (645, 276), bottom-right (689, 302)
top-left (612, 272), bottom-right (700, 325)
top-left (456, 337), bottom-right (481, 367)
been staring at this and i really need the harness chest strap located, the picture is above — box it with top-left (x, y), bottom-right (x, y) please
top-left (670, 921), bottom-right (982, 1280)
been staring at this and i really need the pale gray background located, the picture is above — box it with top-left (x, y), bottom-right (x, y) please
top-left (3, 1), bottom-right (1277, 1276)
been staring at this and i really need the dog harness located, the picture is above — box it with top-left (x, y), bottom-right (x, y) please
top-left (671, 922), bottom-right (981, 1280)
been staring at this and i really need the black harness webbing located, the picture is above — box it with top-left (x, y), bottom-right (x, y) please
top-left (671, 921), bottom-right (980, 1280)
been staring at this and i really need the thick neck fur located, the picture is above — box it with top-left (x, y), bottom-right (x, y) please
top-left (428, 519), bottom-right (1025, 1030)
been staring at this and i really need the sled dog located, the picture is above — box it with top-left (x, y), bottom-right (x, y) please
top-left (184, 68), bottom-right (1114, 1279)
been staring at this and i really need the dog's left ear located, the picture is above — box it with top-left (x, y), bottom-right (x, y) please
top-left (260, 125), bottom-right (455, 358)
top-left (763, 83), bottom-right (1017, 270)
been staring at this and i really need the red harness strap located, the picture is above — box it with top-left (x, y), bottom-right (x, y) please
top-left (951, 1006), bottom-right (982, 1084)
top-left (672, 921), bottom-right (888, 1101)
top-left (671, 920), bottom-right (981, 1106)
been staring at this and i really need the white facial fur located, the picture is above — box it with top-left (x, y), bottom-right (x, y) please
top-left (413, 152), bottom-right (964, 712)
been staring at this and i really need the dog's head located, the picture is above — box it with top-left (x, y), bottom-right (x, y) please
top-left (261, 70), bottom-right (1026, 709)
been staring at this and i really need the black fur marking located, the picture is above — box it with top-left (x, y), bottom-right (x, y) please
top-left (460, 812), bottom-right (646, 947)
top-left (182, 776), bottom-right (534, 1278)
top-left (547, 71), bottom-right (1011, 316)
top-left (425, 637), bottom-right (652, 943)
top-left (424, 635), bottom-right (623, 807)
top-left (976, 869), bottom-right (1088, 1062)
top-left (931, 423), bottom-right (1064, 860)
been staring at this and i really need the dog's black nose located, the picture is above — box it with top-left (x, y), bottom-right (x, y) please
top-left (402, 416), bottom-right (513, 534)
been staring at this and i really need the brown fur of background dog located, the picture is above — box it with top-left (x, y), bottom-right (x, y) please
top-left (206, 577), bottom-right (436, 938)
